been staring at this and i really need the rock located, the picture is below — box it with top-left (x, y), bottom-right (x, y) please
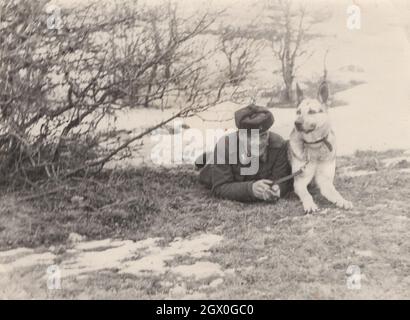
top-left (67, 232), bottom-right (86, 244)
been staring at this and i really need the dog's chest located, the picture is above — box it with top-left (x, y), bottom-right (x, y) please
top-left (304, 144), bottom-right (335, 161)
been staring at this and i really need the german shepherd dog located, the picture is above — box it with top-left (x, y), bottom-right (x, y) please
top-left (288, 82), bottom-right (353, 213)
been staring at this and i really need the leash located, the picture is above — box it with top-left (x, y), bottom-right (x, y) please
top-left (272, 161), bottom-right (309, 186)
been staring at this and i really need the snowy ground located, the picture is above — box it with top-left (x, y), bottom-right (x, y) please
top-left (1, 0), bottom-right (409, 299)
top-left (97, 0), bottom-right (410, 167)
top-left (1, 149), bottom-right (409, 299)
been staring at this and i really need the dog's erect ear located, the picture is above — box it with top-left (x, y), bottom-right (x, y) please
top-left (296, 83), bottom-right (303, 106)
top-left (317, 81), bottom-right (329, 105)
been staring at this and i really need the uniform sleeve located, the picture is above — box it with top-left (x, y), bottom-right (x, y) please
top-left (209, 137), bottom-right (257, 202)
top-left (211, 164), bottom-right (257, 202)
top-left (271, 143), bottom-right (293, 197)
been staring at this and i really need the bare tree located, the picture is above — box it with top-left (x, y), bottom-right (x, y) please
top-left (267, 0), bottom-right (323, 103)
top-left (218, 25), bottom-right (262, 86)
top-left (0, 0), bottom-right (252, 184)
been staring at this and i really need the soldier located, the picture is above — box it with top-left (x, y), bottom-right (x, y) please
top-left (196, 104), bottom-right (292, 202)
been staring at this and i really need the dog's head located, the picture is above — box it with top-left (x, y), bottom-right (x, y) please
top-left (294, 82), bottom-right (330, 134)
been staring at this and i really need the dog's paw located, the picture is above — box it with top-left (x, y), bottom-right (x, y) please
top-left (336, 199), bottom-right (353, 210)
top-left (303, 202), bottom-right (319, 214)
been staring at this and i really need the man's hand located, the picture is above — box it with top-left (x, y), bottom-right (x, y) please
top-left (252, 180), bottom-right (280, 201)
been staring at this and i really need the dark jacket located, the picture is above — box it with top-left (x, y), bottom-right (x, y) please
top-left (198, 131), bottom-right (292, 202)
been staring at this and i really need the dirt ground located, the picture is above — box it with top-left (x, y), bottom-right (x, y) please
top-left (0, 149), bottom-right (409, 299)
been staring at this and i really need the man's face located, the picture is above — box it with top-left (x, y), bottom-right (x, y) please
top-left (247, 130), bottom-right (269, 157)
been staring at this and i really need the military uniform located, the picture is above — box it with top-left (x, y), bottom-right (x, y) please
top-left (196, 104), bottom-right (292, 202)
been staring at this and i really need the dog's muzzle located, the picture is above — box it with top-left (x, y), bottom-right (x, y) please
top-left (295, 121), bottom-right (315, 133)
top-left (294, 121), bottom-right (303, 131)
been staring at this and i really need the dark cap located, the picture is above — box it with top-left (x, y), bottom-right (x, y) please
top-left (234, 104), bottom-right (274, 132)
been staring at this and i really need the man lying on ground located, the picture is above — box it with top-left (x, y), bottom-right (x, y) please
top-left (195, 104), bottom-right (292, 203)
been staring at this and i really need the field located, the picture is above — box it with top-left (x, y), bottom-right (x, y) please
top-left (1, 149), bottom-right (409, 299)
top-left (0, 0), bottom-right (409, 300)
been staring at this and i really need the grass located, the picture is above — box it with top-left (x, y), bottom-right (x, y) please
top-left (0, 149), bottom-right (409, 299)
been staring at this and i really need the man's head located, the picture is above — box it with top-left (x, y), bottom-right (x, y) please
top-left (235, 104), bottom-right (274, 157)
top-left (244, 129), bottom-right (269, 159)
top-left (294, 82), bottom-right (330, 134)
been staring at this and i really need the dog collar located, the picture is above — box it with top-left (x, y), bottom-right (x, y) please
top-left (303, 134), bottom-right (333, 152)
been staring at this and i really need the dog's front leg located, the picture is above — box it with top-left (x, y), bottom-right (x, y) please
top-left (315, 161), bottom-right (353, 210)
top-left (293, 163), bottom-right (318, 214)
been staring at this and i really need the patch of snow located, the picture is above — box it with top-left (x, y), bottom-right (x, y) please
top-left (119, 234), bottom-right (223, 277)
top-left (0, 252), bottom-right (56, 273)
top-left (169, 284), bottom-right (187, 298)
top-left (0, 234), bottom-right (224, 280)
top-left (257, 256), bottom-right (268, 262)
top-left (159, 281), bottom-right (173, 288)
top-left (209, 278), bottom-right (224, 288)
top-left (224, 268), bottom-right (236, 276)
top-left (0, 248), bottom-right (33, 258)
top-left (381, 156), bottom-right (410, 167)
top-left (67, 232), bottom-right (86, 244)
top-left (113, 1), bottom-right (410, 165)
top-left (341, 169), bottom-right (377, 178)
top-left (172, 261), bottom-right (224, 280)
top-left (354, 250), bottom-right (374, 258)
top-left (75, 237), bottom-right (159, 251)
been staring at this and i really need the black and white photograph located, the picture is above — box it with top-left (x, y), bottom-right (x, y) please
top-left (0, 0), bottom-right (409, 301)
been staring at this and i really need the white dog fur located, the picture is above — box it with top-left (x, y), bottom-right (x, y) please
top-left (288, 82), bottom-right (353, 213)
